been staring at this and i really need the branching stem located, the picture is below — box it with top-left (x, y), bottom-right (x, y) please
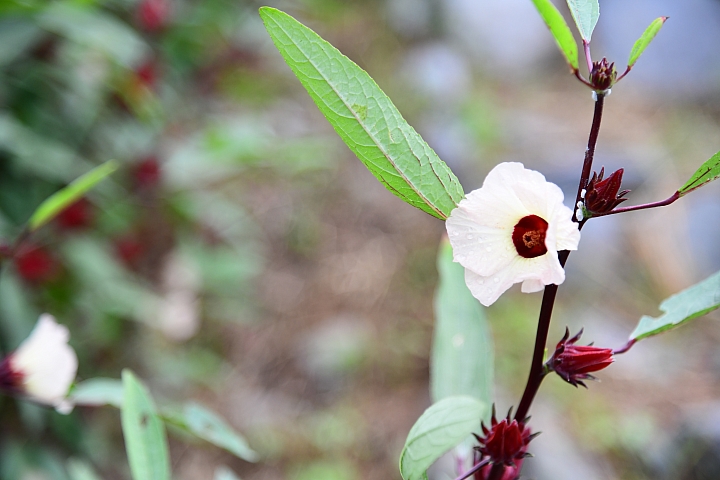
top-left (455, 458), bottom-right (490, 480)
top-left (591, 191), bottom-right (680, 218)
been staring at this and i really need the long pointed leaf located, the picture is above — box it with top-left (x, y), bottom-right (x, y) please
top-left (431, 239), bottom-right (493, 405)
top-left (121, 370), bottom-right (171, 480)
top-left (28, 160), bottom-right (118, 232)
top-left (630, 270), bottom-right (720, 341)
top-left (678, 150), bottom-right (720, 197)
top-left (260, 7), bottom-right (464, 220)
top-left (566, 0), bottom-right (600, 42)
top-left (628, 17), bottom-right (668, 69)
top-left (530, 0), bottom-right (579, 71)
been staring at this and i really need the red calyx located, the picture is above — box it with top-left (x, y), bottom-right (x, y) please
top-left (589, 58), bottom-right (617, 92)
top-left (136, 0), bottom-right (170, 32)
top-left (14, 245), bottom-right (61, 284)
top-left (584, 167), bottom-right (629, 215)
top-left (133, 156), bottom-right (162, 188)
top-left (474, 407), bottom-right (534, 469)
top-left (548, 328), bottom-right (614, 388)
top-left (56, 197), bottom-right (94, 230)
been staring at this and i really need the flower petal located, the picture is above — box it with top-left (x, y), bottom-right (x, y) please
top-left (12, 314), bottom-right (78, 408)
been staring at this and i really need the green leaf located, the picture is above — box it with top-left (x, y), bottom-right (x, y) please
top-left (163, 403), bottom-right (259, 462)
top-left (260, 7), bottom-right (464, 220)
top-left (566, 0), bottom-right (600, 42)
top-left (68, 378), bottom-right (124, 409)
top-left (678, 150), bottom-right (720, 197)
top-left (399, 396), bottom-right (488, 480)
top-left (530, 0), bottom-right (579, 71)
top-left (431, 239), bottom-right (493, 405)
top-left (628, 17), bottom-right (668, 68)
top-left (121, 370), bottom-right (171, 480)
top-left (630, 270), bottom-right (720, 341)
top-left (28, 160), bottom-right (118, 232)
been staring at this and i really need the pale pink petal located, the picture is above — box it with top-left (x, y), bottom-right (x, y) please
top-left (12, 314), bottom-right (78, 409)
top-left (446, 162), bottom-right (579, 306)
top-left (521, 279), bottom-right (545, 293)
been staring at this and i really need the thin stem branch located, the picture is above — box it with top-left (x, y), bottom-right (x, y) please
top-left (573, 93), bottom-right (605, 222)
top-left (592, 191), bottom-right (680, 218)
top-left (583, 40), bottom-right (593, 74)
top-left (573, 70), bottom-right (595, 88)
top-left (613, 338), bottom-right (636, 355)
top-left (455, 458), bottom-right (490, 480)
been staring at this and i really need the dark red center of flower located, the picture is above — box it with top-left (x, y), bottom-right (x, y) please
top-left (512, 215), bottom-right (548, 259)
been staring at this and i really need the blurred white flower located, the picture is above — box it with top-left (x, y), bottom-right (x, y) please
top-left (1, 314), bottom-right (78, 412)
top-left (446, 162), bottom-right (580, 306)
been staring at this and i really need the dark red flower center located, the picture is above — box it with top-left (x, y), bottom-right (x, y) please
top-left (512, 215), bottom-right (548, 259)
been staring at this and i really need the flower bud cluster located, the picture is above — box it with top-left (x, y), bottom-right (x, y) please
top-left (589, 58), bottom-right (617, 93)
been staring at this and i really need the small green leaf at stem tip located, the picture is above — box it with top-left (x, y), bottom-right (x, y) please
top-left (121, 370), bottom-right (171, 480)
top-left (678, 150), bottom-right (720, 197)
top-left (28, 160), bottom-right (118, 232)
top-left (259, 7), bottom-right (464, 220)
top-left (431, 239), bottom-right (493, 405)
top-left (628, 17), bottom-right (668, 68)
top-left (530, 0), bottom-right (579, 71)
top-left (399, 396), bottom-right (488, 480)
top-left (630, 270), bottom-right (720, 341)
top-left (566, 0), bottom-right (600, 42)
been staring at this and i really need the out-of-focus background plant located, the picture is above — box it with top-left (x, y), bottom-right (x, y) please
top-left (2, 0), bottom-right (720, 479)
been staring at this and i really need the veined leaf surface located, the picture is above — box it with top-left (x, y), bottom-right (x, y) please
top-left (260, 7), bottom-right (464, 220)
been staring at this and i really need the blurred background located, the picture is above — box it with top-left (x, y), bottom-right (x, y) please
top-left (1, 0), bottom-right (720, 479)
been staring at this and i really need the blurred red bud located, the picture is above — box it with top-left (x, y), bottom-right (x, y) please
top-left (56, 198), bottom-right (94, 230)
top-left (14, 245), bottom-right (61, 284)
top-left (133, 156), bottom-right (162, 188)
top-left (549, 328), bottom-right (614, 388)
top-left (137, 0), bottom-right (171, 32)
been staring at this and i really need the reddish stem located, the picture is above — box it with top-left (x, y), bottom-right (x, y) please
top-left (591, 191), bottom-right (680, 218)
top-left (583, 40), bottom-right (593, 74)
top-left (486, 462), bottom-right (506, 480)
top-left (613, 338), bottom-right (637, 355)
top-left (455, 458), bottom-right (490, 480)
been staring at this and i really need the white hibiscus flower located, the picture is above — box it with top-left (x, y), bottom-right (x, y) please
top-left (1, 314), bottom-right (78, 412)
top-left (446, 162), bottom-right (581, 306)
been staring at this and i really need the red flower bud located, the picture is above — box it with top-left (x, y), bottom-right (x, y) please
top-left (56, 198), bottom-right (94, 230)
top-left (133, 156), bottom-right (162, 188)
top-left (590, 58), bottom-right (617, 92)
top-left (136, 0), bottom-right (170, 32)
top-left (474, 407), bottom-right (534, 468)
top-left (548, 328), bottom-right (614, 388)
top-left (583, 167), bottom-right (629, 215)
top-left (14, 245), bottom-right (61, 284)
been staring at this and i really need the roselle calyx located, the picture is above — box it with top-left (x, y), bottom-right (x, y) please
top-left (590, 58), bottom-right (617, 93)
top-left (548, 328), bottom-right (614, 388)
top-left (583, 167), bottom-right (629, 216)
top-left (474, 407), bottom-right (535, 468)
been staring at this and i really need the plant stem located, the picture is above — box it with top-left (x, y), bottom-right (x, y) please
top-left (592, 191), bottom-right (680, 218)
top-left (583, 40), bottom-right (593, 74)
top-left (613, 338), bottom-right (636, 355)
top-left (486, 462), bottom-right (506, 480)
top-left (573, 93), bottom-right (605, 221)
top-left (455, 458), bottom-right (490, 480)
top-left (514, 93), bottom-right (606, 423)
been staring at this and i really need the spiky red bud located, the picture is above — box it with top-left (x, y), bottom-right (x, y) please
top-left (583, 167), bottom-right (629, 215)
top-left (590, 58), bottom-right (617, 92)
top-left (548, 328), bottom-right (614, 388)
